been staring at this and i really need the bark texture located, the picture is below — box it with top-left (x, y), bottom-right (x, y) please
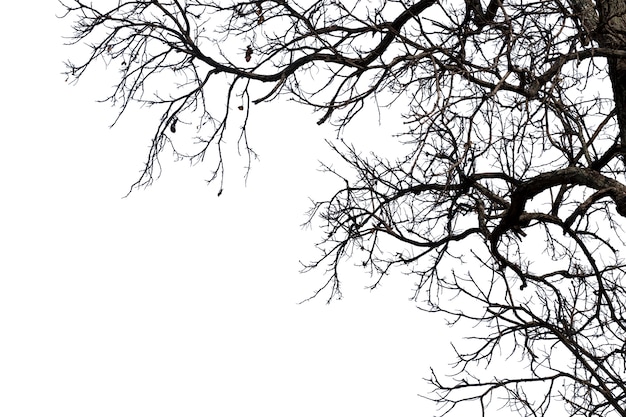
top-left (597, 0), bottom-right (626, 146)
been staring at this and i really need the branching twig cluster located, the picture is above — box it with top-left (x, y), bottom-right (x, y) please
top-left (62, 1), bottom-right (626, 416)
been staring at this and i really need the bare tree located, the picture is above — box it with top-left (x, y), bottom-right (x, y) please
top-left (61, 0), bottom-right (626, 416)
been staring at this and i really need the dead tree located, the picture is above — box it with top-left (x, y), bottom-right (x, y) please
top-left (61, 1), bottom-right (626, 416)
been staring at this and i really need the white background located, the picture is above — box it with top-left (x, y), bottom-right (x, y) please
top-left (0, 2), bottom-right (454, 416)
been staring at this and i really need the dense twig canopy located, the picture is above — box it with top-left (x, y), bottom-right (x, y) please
top-left (62, 0), bottom-right (626, 416)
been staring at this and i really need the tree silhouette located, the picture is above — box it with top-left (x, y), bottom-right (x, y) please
top-left (61, 1), bottom-right (626, 416)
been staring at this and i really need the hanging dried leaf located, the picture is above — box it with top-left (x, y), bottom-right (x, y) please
top-left (238, 105), bottom-right (244, 110)
top-left (245, 46), bottom-right (253, 62)
top-left (255, 1), bottom-right (263, 23)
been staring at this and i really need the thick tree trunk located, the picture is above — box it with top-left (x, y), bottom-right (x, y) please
top-left (596, 0), bottom-right (626, 147)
